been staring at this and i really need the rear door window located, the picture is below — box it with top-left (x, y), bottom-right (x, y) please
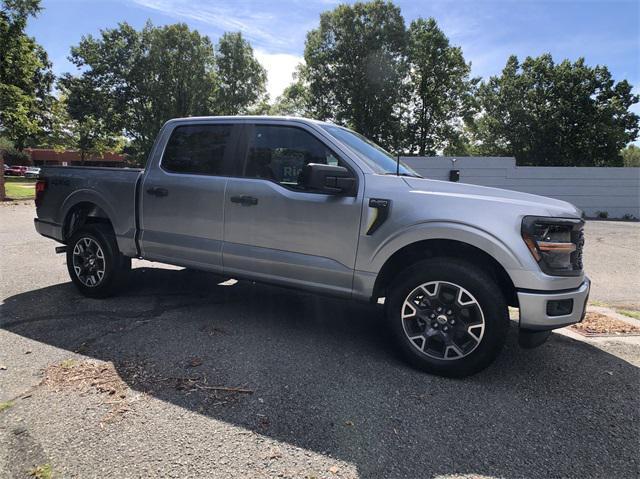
top-left (162, 124), bottom-right (237, 176)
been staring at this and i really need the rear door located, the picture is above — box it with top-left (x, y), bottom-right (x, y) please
top-left (140, 122), bottom-right (241, 271)
top-left (223, 123), bottom-right (364, 297)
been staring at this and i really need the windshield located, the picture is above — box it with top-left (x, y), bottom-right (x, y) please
top-left (321, 125), bottom-right (420, 177)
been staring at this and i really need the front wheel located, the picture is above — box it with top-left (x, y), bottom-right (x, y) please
top-left (386, 258), bottom-right (509, 378)
top-left (66, 224), bottom-right (131, 298)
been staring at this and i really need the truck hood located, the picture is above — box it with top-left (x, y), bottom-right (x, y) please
top-left (402, 177), bottom-right (582, 218)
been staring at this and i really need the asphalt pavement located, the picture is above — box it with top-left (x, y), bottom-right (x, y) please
top-left (1, 202), bottom-right (638, 478)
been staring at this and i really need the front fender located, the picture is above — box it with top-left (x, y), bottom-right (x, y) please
top-left (366, 221), bottom-right (526, 275)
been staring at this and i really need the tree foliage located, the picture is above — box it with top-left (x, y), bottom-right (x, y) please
top-left (213, 32), bottom-right (267, 115)
top-left (270, 81), bottom-right (310, 116)
top-left (404, 18), bottom-right (478, 155)
top-left (302, 0), bottom-right (407, 150)
top-left (63, 22), bottom-right (266, 164)
top-left (470, 54), bottom-right (639, 166)
top-left (53, 85), bottom-right (125, 159)
top-left (621, 144), bottom-right (640, 167)
top-left (0, 0), bottom-right (54, 149)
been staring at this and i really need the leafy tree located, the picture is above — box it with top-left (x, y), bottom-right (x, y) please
top-left (64, 22), bottom-right (216, 164)
top-left (270, 82), bottom-right (310, 116)
top-left (404, 18), bottom-right (478, 155)
top-left (0, 0), bottom-right (54, 149)
top-left (471, 54), bottom-right (639, 166)
top-left (213, 32), bottom-right (267, 115)
top-left (64, 23), bottom-right (267, 164)
top-left (28, 94), bottom-right (76, 151)
top-left (621, 144), bottom-right (640, 167)
top-left (302, 0), bottom-right (407, 149)
top-left (50, 84), bottom-right (125, 161)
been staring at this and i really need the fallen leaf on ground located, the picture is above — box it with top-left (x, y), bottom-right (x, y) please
top-left (42, 359), bottom-right (136, 423)
top-left (187, 357), bottom-right (203, 368)
top-left (571, 312), bottom-right (640, 336)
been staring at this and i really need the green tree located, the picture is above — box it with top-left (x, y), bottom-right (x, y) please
top-left (302, 0), bottom-right (407, 149)
top-left (270, 82), bottom-right (310, 116)
top-left (621, 144), bottom-right (640, 167)
top-left (213, 32), bottom-right (267, 115)
top-left (471, 54), bottom-right (639, 166)
top-left (0, 0), bottom-right (54, 149)
top-left (64, 22), bottom-right (217, 164)
top-left (405, 18), bottom-right (478, 155)
top-left (64, 23), bottom-right (267, 164)
top-left (36, 94), bottom-right (76, 151)
top-left (50, 82), bottom-right (125, 161)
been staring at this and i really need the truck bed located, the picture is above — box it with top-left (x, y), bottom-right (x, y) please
top-left (35, 166), bottom-right (143, 257)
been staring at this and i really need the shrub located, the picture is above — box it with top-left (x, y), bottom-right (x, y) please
top-left (0, 148), bottom-right (30, 165)
top-left (595, 211), bottom-right (609, 219)
top-left (622, 213), bottom-right (637, 221)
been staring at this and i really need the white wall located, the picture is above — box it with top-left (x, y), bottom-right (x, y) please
top-left (402, 157), bottom-right (640, 219)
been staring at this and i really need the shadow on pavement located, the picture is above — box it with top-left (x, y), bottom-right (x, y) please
top-left (1, 267), bottom-right (639, 478)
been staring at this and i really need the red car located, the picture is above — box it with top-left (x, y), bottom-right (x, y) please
top-left (4, 165), bottom-right (28, 176)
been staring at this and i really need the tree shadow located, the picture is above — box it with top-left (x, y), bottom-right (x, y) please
top-left (1, 267), bottom-right (638, 478)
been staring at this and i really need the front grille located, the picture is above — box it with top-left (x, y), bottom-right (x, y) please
top-left (570, 227), bottom-right (585, 272)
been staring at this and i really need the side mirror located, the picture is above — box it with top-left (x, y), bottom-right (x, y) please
top-left (300, 163), bottom-right (355, 195)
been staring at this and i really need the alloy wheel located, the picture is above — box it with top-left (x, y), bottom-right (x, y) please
top-left (72, 237), bottom-right (106, 287)
top-left (401, 281), bottom-right (485, 360)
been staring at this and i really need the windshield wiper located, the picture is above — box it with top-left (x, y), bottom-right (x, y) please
top-left (384, 172), bottom-right (423, 178)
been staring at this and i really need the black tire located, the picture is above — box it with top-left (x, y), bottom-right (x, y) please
top-left (66, 223), bottom-right (131, 298)
top-left (386, 258), bottom-right (509, 378)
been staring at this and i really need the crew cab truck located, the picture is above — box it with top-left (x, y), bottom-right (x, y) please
top-left (34, 116), bottom-right (590, 377)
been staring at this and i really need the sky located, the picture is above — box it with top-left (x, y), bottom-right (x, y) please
top-left (26, 0), bottom-right (640, 103)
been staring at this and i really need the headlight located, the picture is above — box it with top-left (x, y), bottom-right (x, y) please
top-left (521, 216), bottom-right (584, 276)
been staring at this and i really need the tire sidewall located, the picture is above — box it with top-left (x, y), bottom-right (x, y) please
top-left (66, 225), bottom-right (125, 298)
top-left (386, 258), bottom-right (509, 377)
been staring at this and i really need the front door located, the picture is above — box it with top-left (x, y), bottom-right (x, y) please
top-left (140, 122), bottom-right (241, 271)
top-left (223, 123), bottom-right (364, 297)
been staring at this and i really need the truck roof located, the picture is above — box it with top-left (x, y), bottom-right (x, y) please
top-left (165, 115), bottom-right (334, 127)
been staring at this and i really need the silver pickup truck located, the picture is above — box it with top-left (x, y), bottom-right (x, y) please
top-left (34, 116), bottom-right (590, 377)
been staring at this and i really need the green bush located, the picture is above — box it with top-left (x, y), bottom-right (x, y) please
top-left (0, 148), bottom-right (30, 165)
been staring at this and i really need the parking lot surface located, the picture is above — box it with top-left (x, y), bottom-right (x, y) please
top-left (1, 202), bottom-right (639, 478)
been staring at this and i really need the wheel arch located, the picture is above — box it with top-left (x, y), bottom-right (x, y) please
top-left (372, 238), bottom-right (518, 307)
top-left (61, 195), bottom-right (116, 241)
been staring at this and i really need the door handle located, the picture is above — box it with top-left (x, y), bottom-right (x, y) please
top-left (147, 187), bottom-right (169, 197)
top-left (230, 195), bottom-right (258, 206)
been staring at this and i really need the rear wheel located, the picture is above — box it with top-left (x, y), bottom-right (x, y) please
top-left (66, 224), bottom-right (131, 298)
top-left (386, 258), bottom-right (509, 377)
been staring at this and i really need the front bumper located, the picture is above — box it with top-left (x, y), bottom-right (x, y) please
top-left (518, 277), bottom-right (590, 331)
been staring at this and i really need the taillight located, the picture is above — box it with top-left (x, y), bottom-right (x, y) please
top-left (35, 179), bottom-right (46, 207)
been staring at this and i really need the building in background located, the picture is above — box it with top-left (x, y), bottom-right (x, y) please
top-left (23, 149), bottom-right (125, 167)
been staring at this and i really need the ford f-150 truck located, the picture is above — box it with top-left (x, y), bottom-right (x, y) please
top-left (34, 116), bottom-right (590, 377)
